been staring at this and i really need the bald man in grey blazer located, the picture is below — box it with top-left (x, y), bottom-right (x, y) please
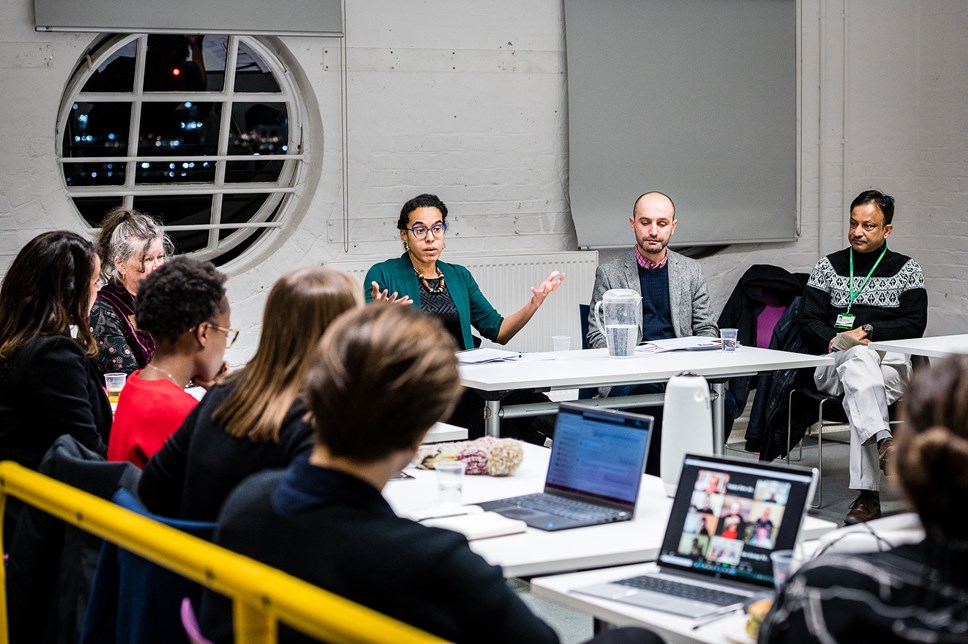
top-left (587, 191), bottom-right (719, 474)
top-left (587, 192), bottom-right (717, 349)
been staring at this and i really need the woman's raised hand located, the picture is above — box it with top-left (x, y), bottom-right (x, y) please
top-left (529, 271), bottom-right (564, 307)
top-left (370, 281), bottom-right (413, 305)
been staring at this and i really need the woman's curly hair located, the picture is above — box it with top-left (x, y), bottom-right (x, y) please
top-left (135, 256), bottom-right (227, 345)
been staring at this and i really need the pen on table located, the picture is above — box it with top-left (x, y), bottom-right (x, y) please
top-left (691, 604), bottom-right (743, 630)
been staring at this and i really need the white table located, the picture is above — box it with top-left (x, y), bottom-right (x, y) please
top-left (423, 422), bottom-right (468, 443)
top-left (530, 563), bottom-right (749, 644)
top-left (384, 443), bottom-right (837, 579)
top-left (869, 334), bottom-right (968, 359)
top-left (461, 346), bottom-right (833, 452)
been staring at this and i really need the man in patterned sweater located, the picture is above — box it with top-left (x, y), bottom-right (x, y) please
top-left (801, 189), bottom-right (927, 524)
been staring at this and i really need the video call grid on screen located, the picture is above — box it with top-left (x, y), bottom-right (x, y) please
top-left (545, 407), bottom-right (651, 506)
top-left (658, 457), bottom-right (813, 587)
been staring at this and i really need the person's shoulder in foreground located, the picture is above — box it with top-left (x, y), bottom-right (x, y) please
top-left (200, 304), bottom-right (558, 644)
top-left (759, 354), bottom-right (968, 643)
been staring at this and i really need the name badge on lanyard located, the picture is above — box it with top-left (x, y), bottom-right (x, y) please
top-left (834, 313), bottom-right (856, 329)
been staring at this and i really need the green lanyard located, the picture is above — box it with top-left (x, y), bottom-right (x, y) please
top-left (847, 245), bottom-right (888, 314)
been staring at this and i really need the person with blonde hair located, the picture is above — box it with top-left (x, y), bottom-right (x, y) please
top-left (760, 354), bottom-right (968, 642)
top-left (138, 266), bottom-right (361, 521)
top-left (91, 206), bottom-right (173, 375)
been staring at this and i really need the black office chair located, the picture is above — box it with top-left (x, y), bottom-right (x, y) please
top-left (786, 386), bottom-right (903, 508)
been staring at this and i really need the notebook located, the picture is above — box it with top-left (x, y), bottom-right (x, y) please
top-left (575, 454), bottom-right (817, 618)
top-left (477, 403), bottom-right (652, 532)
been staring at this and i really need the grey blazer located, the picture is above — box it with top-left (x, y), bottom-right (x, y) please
top-left (586, 248), bottom-right (718, 350)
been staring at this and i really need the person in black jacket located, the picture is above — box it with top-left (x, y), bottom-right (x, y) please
top-left (200, 304), bottom-right (560, 643)
top-left (800, 190), bottom-right (927, 524)
top-left (0, 231), bottom-right (112, 544)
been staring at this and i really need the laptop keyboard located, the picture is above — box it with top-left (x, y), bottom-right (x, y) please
top-left (616, 575), bottom-right (748, 606)
top-left (506, 494), bottom-right (628, 522)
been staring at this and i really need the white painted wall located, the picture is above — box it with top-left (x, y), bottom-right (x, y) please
top-left (1, 0), bottom-right (965, 363)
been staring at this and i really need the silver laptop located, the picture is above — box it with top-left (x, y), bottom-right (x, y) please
top-left (477, 403), bottom-right (652, 531)
top-left (575, 454), bottom-right (817, 618)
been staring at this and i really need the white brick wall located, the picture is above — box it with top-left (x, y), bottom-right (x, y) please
top-left (1, 0), bottom-right (966, 361)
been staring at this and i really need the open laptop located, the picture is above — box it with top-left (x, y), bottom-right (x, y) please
top-left (575, 454), bottom-right (817, 618)
top-left (477, 403), bottom-right (652, 532)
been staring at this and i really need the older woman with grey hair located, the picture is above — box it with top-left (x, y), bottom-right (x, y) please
top-left (90, 206), bottom-right (173, 375)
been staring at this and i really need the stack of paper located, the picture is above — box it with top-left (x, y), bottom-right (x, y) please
top-left (637, 336), bottom-right (722, 353)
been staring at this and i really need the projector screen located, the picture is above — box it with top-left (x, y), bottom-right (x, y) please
top-left (564, 0), bottom-right (797, 248)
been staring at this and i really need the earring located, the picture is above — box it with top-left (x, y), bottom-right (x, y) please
top-left (442, 241), bottom-right (446, 250)
top-left (404, 242), bottom-right (410, 251)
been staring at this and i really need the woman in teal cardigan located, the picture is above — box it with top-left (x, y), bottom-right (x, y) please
top-left (364, 193), bottom-right (563, 351)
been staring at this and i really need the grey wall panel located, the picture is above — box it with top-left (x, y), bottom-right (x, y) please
top-left (34, 0), bottom-right (342, 36)
top-left (565, 0), bottom-right (796, 247)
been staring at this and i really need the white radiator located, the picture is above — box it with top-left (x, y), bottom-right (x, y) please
top-left (329, 251), bottom-right (599, 353)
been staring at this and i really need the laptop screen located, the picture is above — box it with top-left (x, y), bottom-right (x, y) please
top-left (544, 404), bottom-right (653, 507)
top-left (656, 454), bottom-right (816, 588)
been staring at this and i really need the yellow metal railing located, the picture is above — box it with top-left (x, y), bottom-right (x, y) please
top-left (0, 462), bottom-right (446, 644)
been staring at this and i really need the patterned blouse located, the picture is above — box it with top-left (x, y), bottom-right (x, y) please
top-left (89, 281), bottom-right (155, 375)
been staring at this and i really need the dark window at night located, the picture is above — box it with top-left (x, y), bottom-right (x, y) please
top-left (60, 34), bottom-right (303, 266)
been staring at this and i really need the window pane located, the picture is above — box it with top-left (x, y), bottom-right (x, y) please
top-left (133, 195), bottom-right (213, 254)
top-left (225, 160), bottom-right (284, 183)
top-left (228, 102), bottom-right (288, 155)
top-left (136, 159), bottom-right (216, 184)
top-left (198, 35), bottom-right (229, 93)
top-left (143, 35), bottom-right (209, 93)
top-left (220, 193), bottom-right (273, 230)
top-left (234, 41), bottom-right (280, 92)
top-left (81, 41), bottom-right (136, 93)
top-left (138, 102), bottom-right (220, 156)
top-left (63, 101), bottom-right (131, 156)
top-left (74, 196), bottom-right (124, 228)
top-left (64, 162), bottom-right (126, 187)
top-left (215, 193), bottom-right (282, 265)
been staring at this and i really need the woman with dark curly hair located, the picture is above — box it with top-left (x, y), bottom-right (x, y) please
top-left (108, 256), bottom-right (230, 468)
top-left (760, 354), bottom-right (968, 643)
top-left (139, 267), bottom-right (360, 521)
top-left (0, 231), bottom-right (109, 541)
top-left (91, 206), bottom-right (173, 375)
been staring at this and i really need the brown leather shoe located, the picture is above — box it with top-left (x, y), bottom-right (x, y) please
top-left (878, 437), bottom-right (896, 474)
top-left (845, 491), bottom-right (881, 525)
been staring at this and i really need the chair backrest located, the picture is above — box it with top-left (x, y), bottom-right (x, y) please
top-left (80, 488), bottom-right (216, 644)
top-left (578, 304), bottom-right (596, 399)
top-left (755, 290), bottom-right (789, 349)
top-left (180, 597), bottom-right (214, 644)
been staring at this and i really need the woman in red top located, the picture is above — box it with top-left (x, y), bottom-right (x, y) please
top-left (108, 257), bottom-right (230, 467)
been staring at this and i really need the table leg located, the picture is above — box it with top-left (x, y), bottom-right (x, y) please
top-left (711, 381), bottom-right (725, 456)
top-left (484, 399), bottom-right (501, 437)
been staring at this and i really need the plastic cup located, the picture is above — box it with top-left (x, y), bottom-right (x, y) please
top-left (552, 335), bottom-right (571, 353)
top-left (770, 549), bottom-right (799, 591)
top-left (104, 372), bottom-right (126, 407)
top-left (436, 460), bottom-right (466, 506)
top-left (720, 328), bottom-right (739, 352)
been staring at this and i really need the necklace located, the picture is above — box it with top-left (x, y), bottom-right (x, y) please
top-left (414, 267), bottom-right (446, 294)
top-left (144, 363), bottom-right (184, 388)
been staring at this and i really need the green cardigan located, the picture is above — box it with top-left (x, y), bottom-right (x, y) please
top-left (363, 254), bottom-right (504, 350)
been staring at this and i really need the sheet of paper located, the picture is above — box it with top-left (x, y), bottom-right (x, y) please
top-left (636, 336), bottom-right (723, 353)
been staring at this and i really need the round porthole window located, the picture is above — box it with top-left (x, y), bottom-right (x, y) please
top-left (58, 34), bottom-right (307, 266)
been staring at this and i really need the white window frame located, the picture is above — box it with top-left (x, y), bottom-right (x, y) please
top-left (57, 34), bottom-right (307, 264)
